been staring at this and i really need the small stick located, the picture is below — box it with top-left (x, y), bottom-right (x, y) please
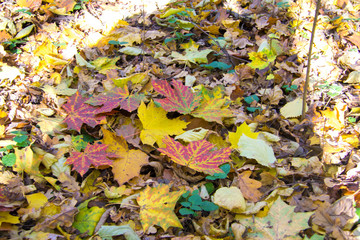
top-left (301, 0), bottom-right (321, 120)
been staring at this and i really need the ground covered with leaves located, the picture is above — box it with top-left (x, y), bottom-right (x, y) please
top-left (1, 0), bottom-right (360, 239)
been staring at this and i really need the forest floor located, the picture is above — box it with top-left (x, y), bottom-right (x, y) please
top-left (1, 0), bottom-right (360, 239)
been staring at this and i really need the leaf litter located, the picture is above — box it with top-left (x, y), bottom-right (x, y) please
top-left (0, 0), bottom-right (360, 239)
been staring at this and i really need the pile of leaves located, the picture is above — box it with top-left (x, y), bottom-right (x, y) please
top-left (1, 0), bottom-right (360, 239)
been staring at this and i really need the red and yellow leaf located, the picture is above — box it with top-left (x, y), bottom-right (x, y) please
top-left (137, 184), bottom-right (186, 231)
top-left (86, 86), bottom-right (145, 113)
top-left (62, 91), bottom-right (105, 132)
top-left (191, 98), bottom-right (233, 124)
top-left (158, 136), bottom-right (231, 175)
top-left (65, 143), bottom-right (117, 176)
top-left (153, 79), bottom-right (202, 114)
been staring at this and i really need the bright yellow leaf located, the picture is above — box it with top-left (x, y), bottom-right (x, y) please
top-left (138, 101), bottom-right (188, 147)
top-left (0, 212), bottom-right (20, 225)
top-left (229, 122), bottom-right (259, 149)
top-left (25, 192), bottom-right (48, 210)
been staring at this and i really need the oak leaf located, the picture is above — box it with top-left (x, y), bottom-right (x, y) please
top-left (153, 79), bottom-right (201, 114)
top-left (138, 101), bottom-right (188, 147)
top-left (62, 91), bottom-right (105, 132)
top-left (86, 86), bottom-right (145, 113)
top-left (102, 128), bottom-right (148, 185)
top-left (137, 184), bottom-right (186, 231)
top-left (65, 143), bottom-right (117, 176)
top-left (158, 136), bottom-right (231, 175)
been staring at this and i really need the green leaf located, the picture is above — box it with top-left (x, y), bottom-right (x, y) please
top-left (73, 198), bottom-right (106, 235)
top-left (2, 153), bottom-right (16, 167)
top-left (188, 193), bottom-right (202, 205)
top-left (199, 201), bottom-right (219, 211)
top-left (13, 134), bottom-right (27, 143)
top-left (97, 225), bottom-right (140, 240)
top-left (206, 163), bottom-right (230, 180)
top-left (179, 208), bottom-right (195, 215)
top-left (180, 201), bottom-right (191, 207)
top-left (244, 95), bottom-right (259, 104)
top-left (190, 205), bottom-right (202, 211)
top-left (200, 61), bottom-right (232, 70)
top-left (71, 135), bottom-right (88, 151)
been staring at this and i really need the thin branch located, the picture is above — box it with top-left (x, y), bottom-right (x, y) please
top-left (301, 0), bottom-right (321, 120)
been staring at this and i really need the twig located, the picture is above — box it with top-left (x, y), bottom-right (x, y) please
top-left (301, 0), bottom-right (321, 120)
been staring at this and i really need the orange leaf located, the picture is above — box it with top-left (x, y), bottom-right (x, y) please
top-left (102, 128), bottom-right (148, 185)
top-left (238, 171), bottom-right (262, 202)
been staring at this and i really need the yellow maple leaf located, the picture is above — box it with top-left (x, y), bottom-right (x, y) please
top-left (13, 146), bottom-right (42, 176)
top-left (138, 101), bottom-right (188, 147)
top-left (229, 122), bottom-right (259, 149)
top-left (102, 128), bottom-right (149, 185)
top-left (137, 184), bottom-right (186, 231)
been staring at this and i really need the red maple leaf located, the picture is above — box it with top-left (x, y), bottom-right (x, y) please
top-left (62, 91), bottom-right (105, 132)
top-left (158, 136), bottom-right (231, 175)
top-left (86, 86), bottom-right (145, 113)
top-left (153, 80), bottom-right (202, 114)
top-left (65, 143), bottom-right (118, 176)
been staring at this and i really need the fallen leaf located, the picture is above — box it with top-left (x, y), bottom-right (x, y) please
top-left (65, 143), bottom-right (117, 176)
top-left (137, 184), bottom-right (186, 231)
top-left (73, 198), bottom-right (105, 235)
top-left (240, 197), bottom-right (313, 239)
top-left (238, 171), bottom-right (262, 202)
top-left (62, 91), bottom-right (105, 132)
top-left (102, 128), bottom-right (148, 185)
top-left (280, 97), bottom-right (307, 118)
top-left (229, 122), bottom-right (259, 149)
top-left (153, 79), bottom-right (202, 114)
top-left (138, 101), bottom-right (188, 147)
top-left (159, 136), bottom-right (232, 175)
top-left (191, 98), bottom-right (233, 124)
top-left (237, 135), bottom-right (276, 167)
top-left (87, 86), bottom-right (145, 113)
top-left (213, 187), bottom-right (246, 212)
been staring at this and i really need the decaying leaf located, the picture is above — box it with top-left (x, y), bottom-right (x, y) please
top-left (213, 186), bottom-right (246, 212)
top-left (238, 171), bottom-right (262, 202)
top-left (239, 197), bottom-right (313, 239)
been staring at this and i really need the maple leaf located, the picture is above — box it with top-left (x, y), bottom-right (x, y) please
top-left (137, 184), bottom-right (186, 231)
top-left (138, 101), bottom-right (188, 147)
top-left (62, 91), bottom-right (105, 132)
top-left (152, 79), bottom-right (202, 114)
top-left (158, 136), bottom-right (232, 175)
top-left (65, 143), bottom-right (117, 176)
top-left (239, 197), bottom-right (313, 239)
top-left (191, 98), bottom-right (233, 124)
top-left (86, 86), bottom-right (145, 113)
top-left (102, 128), bottom-right (148, 185)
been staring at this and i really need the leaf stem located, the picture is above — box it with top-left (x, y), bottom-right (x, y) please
top-left (301, 0), bottom-right (321, 120)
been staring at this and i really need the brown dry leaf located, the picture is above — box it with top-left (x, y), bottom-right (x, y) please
top-left (238, 171), bottom-right (262, 202)
top-left (311, 195), bottom-right (358, 239)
